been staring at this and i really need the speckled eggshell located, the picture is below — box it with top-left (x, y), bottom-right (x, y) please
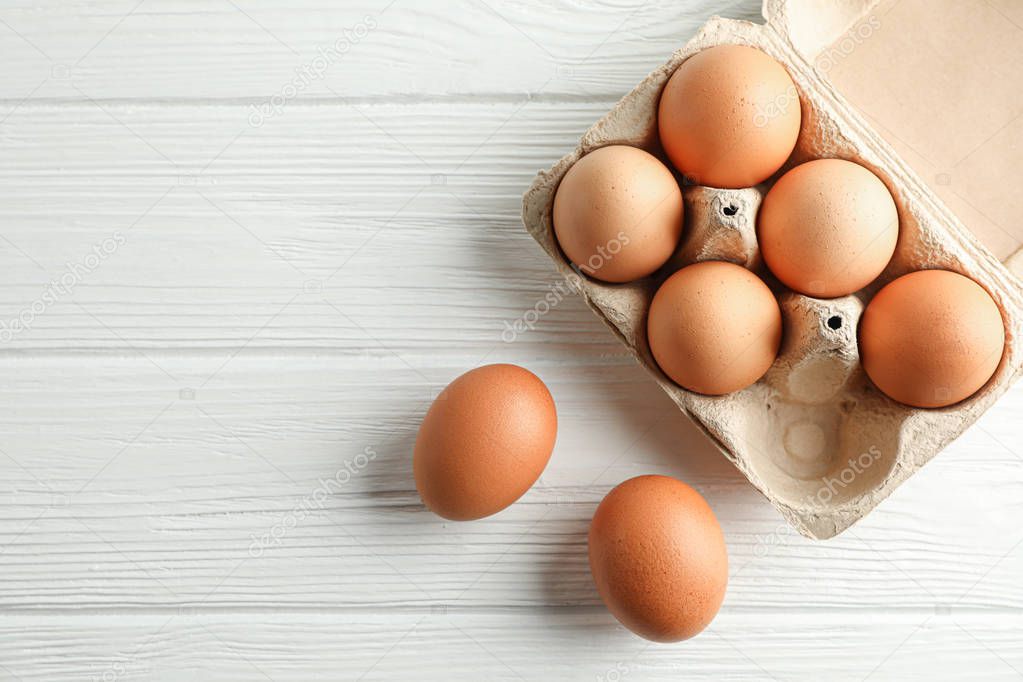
top-left (647, 261), bottom-right (782, 395)
top-left (859, 270), bottom-right (1005, 408)
top-left (553, 145), bottom-right (683, 283)
top-left (413, 364), bottom-right (557, 521)
top-left (657, 44), bottom-right (801, 189)
top-left (588, 475), bottom-right (728, 643)
top-left (759, 158), bottom-right (899, 298)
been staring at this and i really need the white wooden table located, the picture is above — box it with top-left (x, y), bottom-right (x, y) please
top-left (0, 1), bottom-right (1020, 679)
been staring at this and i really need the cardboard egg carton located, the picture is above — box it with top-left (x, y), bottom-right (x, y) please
top-left (522, 0), bottom-right (1023, 538)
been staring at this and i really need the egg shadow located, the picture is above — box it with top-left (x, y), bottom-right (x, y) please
top-left (360, 425), bottom-right (422, 508)
top-left (536, 506), bottom-right (600, 608)
top-left (536, 511), bottom-right (633, 643)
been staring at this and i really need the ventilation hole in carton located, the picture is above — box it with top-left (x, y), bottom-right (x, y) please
top-left (827, 315), bottom-right (842, 330)
top-left (722, 204), bottom-right (738, 216)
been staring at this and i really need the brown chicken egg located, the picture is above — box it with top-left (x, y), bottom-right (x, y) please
top-left (859, 270), bottom-right (1005, 408)
top-left (553, 145), bottom-right (683, 283)
top-left (759, 158), bottom-right (899, 298)
top-left (414, 364), bottom-right (557, 520)
top-left (657, 44), bottom-right (801, 189)
top-left (647, 261), bottom-right (782, 395)
top-left (588, 475), bottom-right (728, 643)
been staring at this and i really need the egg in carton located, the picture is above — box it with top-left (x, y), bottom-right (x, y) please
top-left (521, 0), bottom-right (1023, 539)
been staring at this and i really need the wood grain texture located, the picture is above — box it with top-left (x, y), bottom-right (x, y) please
top-left (1, 611), bottom-right (1022, 681)
top-left (0, 0), bottom-right (1020, 679)
top-left (0, 1), bottom-right (763, 101)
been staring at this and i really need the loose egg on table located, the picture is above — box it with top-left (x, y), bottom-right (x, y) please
top-left (758, 158), bottom-right (899, 298)
top-left (859, 269), bottom-right (1005, 408)
top-left (553, 145), bottom-right (683, 283)
top-left (647, 261), bottom-right (783, 395)
top-left (658, 44), bottom-right (801, 189)
top-left (413, 364), bottom-right (557, 520)
top-left (588, 475), bottom-right (729, 643)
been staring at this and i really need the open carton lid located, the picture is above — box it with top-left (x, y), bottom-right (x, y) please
top-left (764, 0), bottom-right (1023, 278)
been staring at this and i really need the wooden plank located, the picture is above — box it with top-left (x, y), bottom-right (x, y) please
top-left (0, 101), bottom-right (624, 351)
top-left (0, 0), bottom-right (763, 102)
top-left (0, 355), bottom-right (1020, 611)
top-left (0, 610), bottom-right (1021, 681)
